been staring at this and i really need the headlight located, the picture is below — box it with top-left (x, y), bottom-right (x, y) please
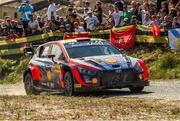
top-left (77, 67), bottom-right (97, 76)
top-left (77, 67), bottom-right (98, 84)
top-left (134, 62), bottom-right (143, 72)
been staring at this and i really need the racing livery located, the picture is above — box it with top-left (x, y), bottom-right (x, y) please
top-left (23, 38), bottom-right (149, 96)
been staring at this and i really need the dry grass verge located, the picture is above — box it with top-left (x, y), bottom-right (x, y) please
top-left (0, 95), bottom-right (179, 120)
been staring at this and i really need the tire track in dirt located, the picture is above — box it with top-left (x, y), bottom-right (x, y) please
top-left (0, 80), bottom-right (180, 100)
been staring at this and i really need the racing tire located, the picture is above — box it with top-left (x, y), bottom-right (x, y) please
top-left (64, 72), bottom-right (74, 96)
top-left (24, 73), bottom-right (40, 95)
top-left (129, 86), bottom-right (144, 93)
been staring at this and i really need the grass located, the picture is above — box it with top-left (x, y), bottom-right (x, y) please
top-left (0, 95), bottom-right (179, 120)
top-left (0, 44), bottom-right (179, 84)
top-left (0, 58), bottom-right (29, 84)
top-left (126, 44), bottom-right (180, 80)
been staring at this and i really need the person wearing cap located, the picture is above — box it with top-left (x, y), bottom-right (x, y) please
top-left (172, 17), bottom-right (180, 29)
top-left (123, 5), bottom-right (133, 20)
top-left (93, 1), bottom-right (103, 24)
top-left (65, 24), bottom-right (74, 32)
top-left (74, 22), bottom-right (85, 33)
top-left (130, 15), bottom-right (138, 25)
top-left (110, 6), bottom-right (123, 27)
top-left (47, 0), bottom-right (56, 21)
top-left (122, 18), bottom-right (129, 26)
top-left (18, 0), bottom-right (33, 33)
top-left (59, 25), bottom-right (65, 33)
top-left (84, 10), bottom-right (100, 31)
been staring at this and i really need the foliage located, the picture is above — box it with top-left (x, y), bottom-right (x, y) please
top-left (0, 58), bottom-right (29, 84)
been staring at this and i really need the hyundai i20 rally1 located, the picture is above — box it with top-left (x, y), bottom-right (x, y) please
top-left (23, 38), bottom-right (149, 96)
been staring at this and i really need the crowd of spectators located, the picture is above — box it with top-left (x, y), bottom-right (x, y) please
top-left (0, 0), bottom-right (180, 39)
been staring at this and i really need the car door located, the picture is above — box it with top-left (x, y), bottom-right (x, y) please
top-left (50, 44), bottom-right (65, 89)
top-left (33, 44), bottom-right (54, 88)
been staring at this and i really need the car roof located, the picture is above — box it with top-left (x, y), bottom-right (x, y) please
top-left (39, 38), bottom-right (107, 48)
top-left (61, 38), bottom-right (105, 44)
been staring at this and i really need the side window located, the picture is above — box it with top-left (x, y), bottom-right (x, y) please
top-left (39, 45), bottom-right (51, 58)
top-left (51, 44), bottom-right (63, 61)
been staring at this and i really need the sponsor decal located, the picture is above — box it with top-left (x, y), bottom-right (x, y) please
top-left (47, 70), bottom-right (52, 81)
top-left (104, 58), bottom-right (118, 63)
top-left (74, 84), bottom-right (82, 88)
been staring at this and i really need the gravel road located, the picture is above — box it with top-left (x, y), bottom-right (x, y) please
top-left (0, 80), bottom-right (180, 100)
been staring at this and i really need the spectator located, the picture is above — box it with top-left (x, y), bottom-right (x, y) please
top-left (59, 17), bottom-right (66, 27)
top-left (59, 25), bottom-right (66, 33)
top-left (16, 19), bottom-right (25, 37)
top-left (66, 8), bottom-right (77, 29)
top-left (141, 2), bottom-right (150, 25)
top-left (150, 15), bottom-right (160, 26)
top-left (175, 1), bottom-right (180, 11)
top-left (114, 0), bottom-right (124, 11)
top-left (85, 10), bottom-right (99, 31)
top-left (37, 16), bottom-right (45, 28)
top-left (47, 0), bottom-right (56, 21)
top-left (110, 6), bottom-right (123, 27)
top-left (142, 14), bottom-right (151, 26)
top-left (160, 16), bottom-right (172, 31)
top-left (74, 22), bottom-right (86, 33)
top-left (169, 8), bottom-right (177, 20)
top-left (122, 18), bottom-right (129, 26)
top-left (172, 17), bottom-right (180, 28)
top-left (108, 4), bottom-right (114, 16)
top-left (4, 17), bottom-right (12, 34)
top-left (177, 11), bottom-right (180, 24)
top-left (93, 1), bottom-right (103, 24)
top-left (18, 0), bottom-right (33, 34)
top-left (65, 24), bottom-right (74, 32)
top-left (148, 2), bottom-right (156, 16)
top-left (123, 5), bottom-right (133, 20)
top-left (28, 14), bottom-right (41, 35)
top-left (160, 1), bottom-right (169, 15)
top-left (83, 1), bottom-right (91, 18)
top-left (130, 15), bottom-right (138, 25)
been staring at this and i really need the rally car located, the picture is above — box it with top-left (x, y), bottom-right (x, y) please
top-left (23, 38), bottom-right (149, 96)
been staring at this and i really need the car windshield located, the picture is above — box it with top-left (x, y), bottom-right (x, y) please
top-left (66, 44), bottom-right (121, 58)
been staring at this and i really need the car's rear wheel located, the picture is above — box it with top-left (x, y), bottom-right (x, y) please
top-left (64, 72), bottom-right (74, 96)
top-left (24, 73), bottom-right (40, 95)
top-left (129, 86), bottom-right (144, 93)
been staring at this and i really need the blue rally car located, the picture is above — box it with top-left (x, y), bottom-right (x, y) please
top-left (23, 38), bottom-right (149, 96)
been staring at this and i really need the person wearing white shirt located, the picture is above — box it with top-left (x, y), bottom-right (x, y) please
top-left (47, 0), bottom-right (56, 21)
top-left (28, 14), bottom-right (41, 35)
top-left (142, 13), bottom-right (151, 26)
top-left (111, 7), bottom-right (123, 27)
top-left (74, 22), bottom-right (86, 33)
top-left (85, 11), bottom-right (100, 31)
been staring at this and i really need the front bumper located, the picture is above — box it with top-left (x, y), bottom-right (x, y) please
top-left (74, 80), bottom-right (149, 92)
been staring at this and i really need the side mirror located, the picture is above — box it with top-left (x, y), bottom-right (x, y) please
top-left (24, 48), bottom-right (34, 56)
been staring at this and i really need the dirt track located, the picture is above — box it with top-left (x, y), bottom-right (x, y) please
top-left (0, 80), bottom-right (180, 100)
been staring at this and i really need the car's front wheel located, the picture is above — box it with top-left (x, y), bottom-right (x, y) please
top-left (64, 72), bottom-right (74, 96)
top-left (24, 73), bottom-right (40, 95)
top-left (129, 86), bottom-right (144, 93)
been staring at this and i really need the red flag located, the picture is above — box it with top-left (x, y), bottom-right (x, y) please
top-left (64, 32), bottom-right (89, 39)
top-left (110, 26), bottom-right (136, 50)
top-left (152, 25), bottom-right (160, 36)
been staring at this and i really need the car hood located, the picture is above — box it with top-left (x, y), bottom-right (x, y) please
top-left (70, 54), bottom-right (138, 70)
